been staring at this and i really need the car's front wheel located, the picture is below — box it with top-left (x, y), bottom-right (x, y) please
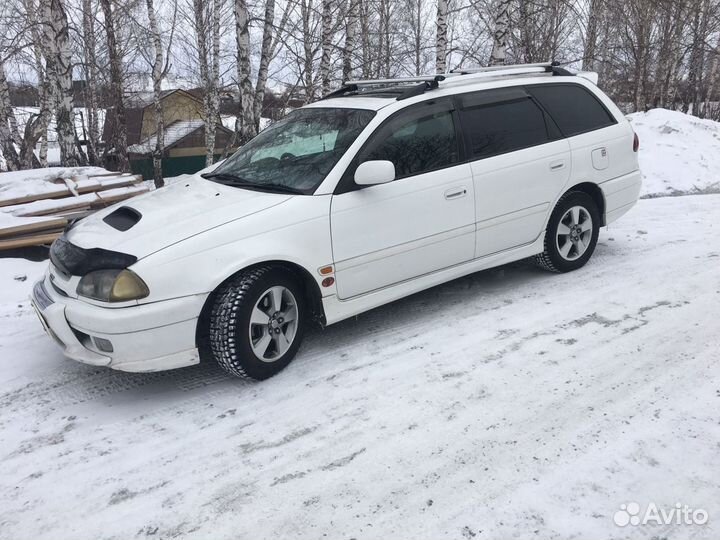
top-left (535, 191), bottom-right (600, 273)
top-left (209, 266), bottom-right (306, 380)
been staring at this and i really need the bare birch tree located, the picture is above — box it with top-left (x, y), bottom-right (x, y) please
top-left (435, 0), bottom-right (448, 73)
top-left (81, 0), bottom-right (101, 166)
top-left (192, 0), bottom-right (221, 166)
top-left (24, 0), bottom-right (50, 166)
top-left (234, 0), bottom-right (255, 142)
top-left (100, 0), bottom-right (130, 172)
top-left (300, 0), bottom-right (316, 101)
top-left (47, 0), bottom-right (84, 167)
top-left (146, 0), bottom-right (165, 185)
top-left (319, 0), bottom-right (334, 94)
top-left (582, 0), bottom-right (601, 71)
top-left (0, 62), bottom-right (21, 171)
top-left (253, 0), bottom-right (277, 127)
top-left (489, 0), bottom-right (511, 65)
top-left (342, 0), bottom-right (358, 80)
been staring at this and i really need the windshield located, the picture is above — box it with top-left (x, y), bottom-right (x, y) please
top-left (207, 107), bottom-right (376, 194)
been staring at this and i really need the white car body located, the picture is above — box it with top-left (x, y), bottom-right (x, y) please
top-left (32, 68), bottom-right (641, 373)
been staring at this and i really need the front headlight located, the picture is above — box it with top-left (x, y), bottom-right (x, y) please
top-left (76, 269), bottom-right (150, 302)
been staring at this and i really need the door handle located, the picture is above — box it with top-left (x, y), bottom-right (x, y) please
top-left (549, 160), bottom-right (566, 171)
top-left (444, 187), bottom-right (467, 200)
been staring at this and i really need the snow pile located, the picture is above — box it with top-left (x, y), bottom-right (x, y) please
top-left (629, 108), bottom-right (720, 197)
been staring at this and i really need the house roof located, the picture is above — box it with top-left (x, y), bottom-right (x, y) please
top-left (128, 119), bottom-right (206, 154)
top-left (124, 89), bottom-right (202, 109)
top-left (103, 89), bottom-right (205, 145)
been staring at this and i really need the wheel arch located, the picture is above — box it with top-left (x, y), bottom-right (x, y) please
top-left (195, 260), bottom-right (326, 361)
top-left (565, 181), bottom-right (606, 226)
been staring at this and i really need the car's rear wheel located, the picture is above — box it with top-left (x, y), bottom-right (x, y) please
top-left (209, 266), bottom-right (305, 380)
top-left (535, 191), bottom-right (600, 273)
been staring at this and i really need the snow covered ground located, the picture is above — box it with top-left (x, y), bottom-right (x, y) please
top-left (1, 110), bottom-right (719, 539)
top-left (630, 109), bottom-right (720, 197)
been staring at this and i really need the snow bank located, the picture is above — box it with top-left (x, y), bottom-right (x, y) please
top-left (629, 108), bottom-right (720, 197)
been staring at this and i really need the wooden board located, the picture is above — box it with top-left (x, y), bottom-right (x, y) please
top-left (95, 186), bottom-right (149, 205)
top-left (0, 173), bottom-right (148, 250)
top-left (0, 231), bottom-right (62, 251)
top-left (85, 172), bottom-right (135, 179)
top-left (6, 185), bottom-right (149, 217)
top-left (0, 173), bottom-right (142, 208)
top-left (52, 209), bottom-right (94, 220)
top-left (0, 187), bottom-right (73, 208)
top-left (0, 217), bottom-right (68, 239)
top-left (16, 197), bottom-right (96, 217)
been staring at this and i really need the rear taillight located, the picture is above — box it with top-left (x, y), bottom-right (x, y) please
top-left (633, 132), bottom-right (639, 152)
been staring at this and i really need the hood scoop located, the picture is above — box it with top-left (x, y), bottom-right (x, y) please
top-left (103, 206), bottom-right (142, 232)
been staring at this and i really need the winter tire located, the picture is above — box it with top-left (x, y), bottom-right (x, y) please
top-left (535, 191), bottom-right (600, 273)
top-left (209, 266), bottom-right (306, 380)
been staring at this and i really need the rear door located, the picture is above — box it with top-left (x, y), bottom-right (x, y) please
top-left (526, 83), bottom-right (627, 184)
top-left (330, 99), bottom-right (476, 299)
top-left (457, 88), bottom-right (571, 257)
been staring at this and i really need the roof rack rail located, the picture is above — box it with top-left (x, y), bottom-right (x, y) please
top-left (444, 61), bottom-right (574, 84)
top-left (449, 61), bottom-right (573, 77)
top-left (344, 75), bottom-right (446, 86)
top-left (320, 62), bottom-right (574, 101)
top-left (449, 61), bottom-right (554, 74)
top-left (319, 74), bottom-right (446, 101)
top-left (395, 80), bottom-right (440, 100)
top-left (320, 84), bottom-right (360, 100)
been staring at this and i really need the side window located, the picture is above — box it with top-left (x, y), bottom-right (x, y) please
top-left (528, 84), bottom-right (616, 137)
top-left (360, 103), bottom-right (459, 179)
top-left (460, 98), bottom-right (550, 159)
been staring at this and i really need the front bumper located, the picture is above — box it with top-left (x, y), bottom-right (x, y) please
top-left (31, 275), bottom-right (205, 372)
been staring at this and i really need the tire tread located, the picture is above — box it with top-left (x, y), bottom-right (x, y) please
top-left (209, 265), bottom-right (275, 380)
top-left (534, 190), bottom-right (598, 273)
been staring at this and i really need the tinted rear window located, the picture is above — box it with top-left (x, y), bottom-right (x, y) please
top-left (460, 98), bottom-right (550, 159)
top-left (528, 84), bottom-right (616, 137)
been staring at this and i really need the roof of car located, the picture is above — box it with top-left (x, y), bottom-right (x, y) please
top-left (303, 63), bottom-right (598, 112)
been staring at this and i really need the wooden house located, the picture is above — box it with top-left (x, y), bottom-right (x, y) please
top-left (103, 89), bottom-right (236, 179)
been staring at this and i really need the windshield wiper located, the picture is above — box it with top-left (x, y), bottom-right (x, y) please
top-left (202, 172), bottom-right (305, 195)
top-left (201, 172), bottom-right (246, 183)
top-left (256, 183), bottom-right (306, 195)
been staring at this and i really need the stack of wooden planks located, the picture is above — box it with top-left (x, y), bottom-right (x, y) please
top-left (0, 172), bottom-right (149, 251)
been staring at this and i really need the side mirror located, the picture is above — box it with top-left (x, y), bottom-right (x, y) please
top-left (354, 160), bottom-right (396, 186)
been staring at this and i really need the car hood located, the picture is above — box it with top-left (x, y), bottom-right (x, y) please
top-left (66, 177), bottom-right (292, 259)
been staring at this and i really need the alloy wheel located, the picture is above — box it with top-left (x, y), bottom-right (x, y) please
top-left (248, 285), bottom-right (299, 362)
top-left (555, 205), bottom-right (593, 261)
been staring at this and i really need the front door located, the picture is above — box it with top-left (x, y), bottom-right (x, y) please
top-left (330, 99), bottom-right (476, 299)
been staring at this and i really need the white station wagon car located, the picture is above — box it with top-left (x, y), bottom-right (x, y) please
top-left (32, 62), bottom-right (642, 380)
